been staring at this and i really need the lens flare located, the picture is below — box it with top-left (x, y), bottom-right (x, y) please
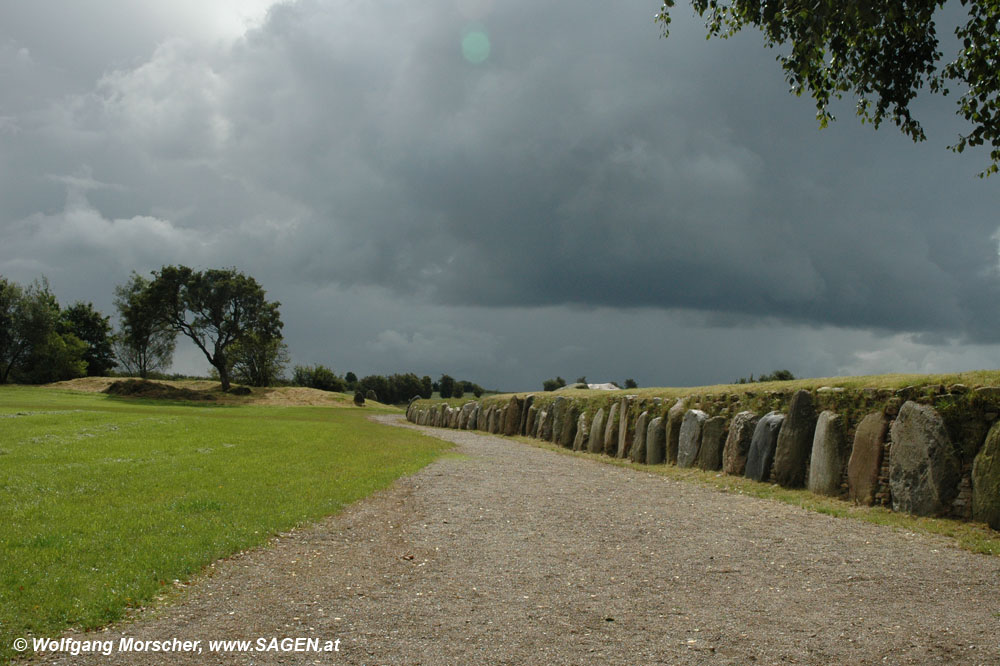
top-left (461, 29), bottom-right (491, 64)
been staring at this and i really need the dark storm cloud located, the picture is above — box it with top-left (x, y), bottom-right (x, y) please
top-left (2, 0), bottom-right (1000, 387)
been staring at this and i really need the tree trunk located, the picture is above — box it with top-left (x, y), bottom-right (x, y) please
top-left (216, 360), bottom-right (231, 392)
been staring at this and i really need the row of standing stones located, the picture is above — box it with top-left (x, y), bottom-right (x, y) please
top-left (406, 385), bottom-right (1000, 530)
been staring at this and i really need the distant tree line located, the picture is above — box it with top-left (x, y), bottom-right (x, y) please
top-left (2, 270), bottom-right (490, 404)
top-left (735, 369), bottom-right (796, 384)
top-left (541, 376), bottom-right (637, 391)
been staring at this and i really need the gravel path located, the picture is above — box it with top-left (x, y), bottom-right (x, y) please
top-left (30, 415), bottom-right (1000, 665)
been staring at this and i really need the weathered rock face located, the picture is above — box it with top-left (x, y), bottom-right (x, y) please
top-left (697, 416), bottom-right (727, 471)
top-left (520, 395), bottom-right (535, 436)
top-left (526, 406), bottom-right (538, 437)
top-left (646, 417), bottom-right (666, 464)
top-left (539, 409), bottom-right (554, 441)
top-left (603, 402), bottom-right (620, 456)
top-left (723, 411), bottom-right (759, 476)
top-left (973, 421), bottom-right (1000, 529)
top-left (745, 411), bottom-right (785, 482)
top-left (573, 412), bottom-right (590, 451)
top-left (665, 399), bottom-right (686, 464)
top-left (467, 404), bottom-right (480, 430)
top-left (477, 405), bottom-right (489, 431)
top-left (588, 408), bottom-right (606, 454)
top-left (550, 397), bottom-right (567, 443)
top-left (808, 410), bottom-right (849, 496)
top-left (677, 410), bottom-right (708, 468)
top-left (558, 403), bottom-right (579, 448)
top-left (448, 407), bottom-right (460, 429)
top-left (617, 397), bottom-right (635, 459)
top-left (773, 390), bottom-right (818, 488)
top-left (631, 411), bottom-right (649, 463)
top-left (503, 396), bottom-right (523, 436)
top-left (889, 401), bottom-right (961, 517)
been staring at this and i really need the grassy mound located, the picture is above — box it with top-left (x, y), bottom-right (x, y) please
top-left (103, 379), bottom-right (217, 401)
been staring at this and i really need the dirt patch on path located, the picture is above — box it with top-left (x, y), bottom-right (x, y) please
top-left (29, 415), bottom-right (1000, 665)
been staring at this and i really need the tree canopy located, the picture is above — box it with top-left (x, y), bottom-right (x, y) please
top-left (148, 266), bottom-right (283, 391)
top-left (657, 1), bottom-right (1000, 175)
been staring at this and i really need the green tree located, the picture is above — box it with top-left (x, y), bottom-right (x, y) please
top-left (438, 374), bottom-right (455, 399)
top-left (113, 273), bottom-right (177, 378)
top-left (345, 371), bottom-right (358, 390)
top-left (624, 378), bottom-right (638, 389)
top-left (1, 277), bottom-right (87, 384)
top-left (59, 301), bottom-right (115, 376)
top-left (292, 365), bottom-right (344, 392)
top-left (228, 333), bottom-right (289, 387)
top-left (420, 375), bottom-right (433, 399)
top-left (657, 1), bottom-right (1000, 175)
top-left (148, 266), bottom-right (283, 391)
top-left (542, 376), bottom-right (566, 392)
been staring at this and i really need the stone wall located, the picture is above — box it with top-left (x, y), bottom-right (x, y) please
top-left (406, 384), bottom-right (1000, 529)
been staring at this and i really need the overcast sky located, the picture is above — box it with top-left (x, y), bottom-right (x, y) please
top-left (3, 0), bottom-right (1000, 390)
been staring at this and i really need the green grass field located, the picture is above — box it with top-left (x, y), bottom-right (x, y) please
top-left (0, 386), bottom-right (450, 663)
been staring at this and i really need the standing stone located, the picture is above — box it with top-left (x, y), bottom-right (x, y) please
top-left (773, 390), bottom-right (818, 488)
top-left (504, 396), bottom-right (524, 436)
top-left (525, 406), bottom-right (538, 438)
top-left (889, 401), bottom-right (961, 517)
top-left (550, 397), bottom-right (567, 443)
top-left (448, 407), bottom-right (459, 428)
top-left (808, 411), bottom-right (849, 496)
top-left (603, 402), bottom-right (620, 456)
top-left (697, 416), bottom-right (728, 471)
top-left (573, 412), bottom-right (590, 451)
top-left (665, 399), bottom-right (686, 464)
top-left (467, 404), bottom-right (480, 430)
top-left (973, 421), bottom-right (1000, 529)
top-left (588, 408), bottom-right (606, 454)
top-left (539, 409), bottom-right (554, 441)
top-left (486, 407), bottom-right (497, 434)
top-left (677, 410), bottom-right (708, 468)
top-left (558, 403), bottom-right (579, 448)
top-left (745, 411), bottom-right (785, 482)
top-left (617, 397), bottom-right (635, 459)
top-left (631, 411), bottom-right (650, 463)
top-left (646, 417), bottom-right (666, 464)
top-left (723, 411), bottom-right (759, 476)
top-left (520, 395), bottom-right (535, 436)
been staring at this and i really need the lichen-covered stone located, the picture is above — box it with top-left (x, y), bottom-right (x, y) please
top-left (519, 395), bottom-right (534, 435)
top-left (723, 411), bottom-right (759, 476)
top-left (646, 417), bottom-right (666, 464)
top-left (973, 421), bottom-right (1000, 529)
top-left (773, 390), bottom-right (817, 488)
top-left (550, 397), bottom-right (567, 442)
top-left (808, 411), bottom-right (848, 496)
top-left (539, 408), bottom-right (553, 440)
top-left (573, 412), bottom-right (589, 451)
top-left (745, 411), bottom-right (785, 482)
top-left (603, 402), bottom-right (620, 456)
top-left (847, 412), bottom-right (889, 506)
top-left (889, 401), bottom-right (961, 517)
top-left (525, 406), bottom-right (537, 437)
top-left (697, 416), bottom-right (728, 471)
top-left (558, 402), bottom-right (579, 448)
top-left (665, 399), bottom-right (686, 464)
top-left (503, 396), bottom-right (523, 436)
top-left (467, 404), bottom-right (480, 430)
top-left (617, 397), bottom-right (636, 458)
top-left (677, 409), bottom-right (708, 468)
top-left (588, 408), bottom-right (606, 454)
top-left (630, 411), bottom-right (649, 463)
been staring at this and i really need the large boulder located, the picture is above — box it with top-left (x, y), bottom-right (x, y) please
top-left (557, 402), bottom-right (579, 448)
top-left (503, 396), bottom-right (524, 436)
top-left (677, 409), bottom-right (708, 468)
top-left (519, 395), bottom-right (535, 435)
top-left (573, 412), bottom-right (590, 451)
top-left (745, 411), bottom-right (785, 482)
top-left (646, 417), bottom-right (666, 464)
top-left (697, 416), bottom-right (728, 471)
top-left (889, 401), bottom-right (961, 516)
top-left (630, 411), bottom-right (649, 463)
top-left (617, 396), bottom-right (636, 458)
top-left (550, 397), bottom-right (568, 443)
top-left (467, 404), bottom-right (480, 430)
top-left (525, 406), bottom-right (538, 437)
top-left (808, 410), bottom-right (849, 496)
top-left (665, 399), bottom-right (686, 464)
top-left (603, 402), bottom-right (620, 456)
top-left (539, 408), bottom-right (554, 441)
top-left (973, 421), bottom-right (1000, 529)
top-left (587, 408), bottom-right (606, 453)
top-left (773, 390), bottom-right (817, 488)
top-left (723, 411), bottom-right (759, 476)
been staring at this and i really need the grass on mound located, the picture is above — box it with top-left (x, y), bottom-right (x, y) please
top-left (511, 435), bottom-right (1000, 558)
top-left (0, 386), bottom-right (450, 663)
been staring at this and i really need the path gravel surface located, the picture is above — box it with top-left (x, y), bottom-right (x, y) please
top-left (31, 415), bottom-right (1000, 665)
